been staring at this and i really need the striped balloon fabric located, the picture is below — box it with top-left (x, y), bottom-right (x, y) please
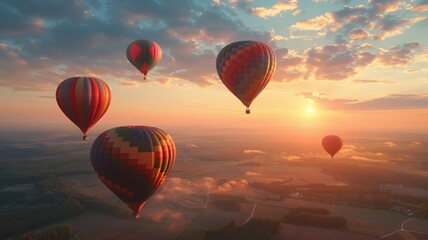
top-left (216, 41), bottom-right (276, 113)
top-left (56, 77), bottom-right (111, 139)
top-left (126, 39), bottom-right (162, 79)
top-left (90, 126), bottom-right (176, 218)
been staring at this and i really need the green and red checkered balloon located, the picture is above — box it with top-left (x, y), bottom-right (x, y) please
top-left (216, 41), bottom-right (276, 114)
top-left (91, 126), bottom-right (176, 218)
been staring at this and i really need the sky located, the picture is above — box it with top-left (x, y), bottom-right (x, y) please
top-left (0, 0), bottom-right (427, 135)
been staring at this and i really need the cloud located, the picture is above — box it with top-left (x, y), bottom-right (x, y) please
top-left (212, 0), bottom-right (221, 6)
top-left (378, 42), bottom-right (420, 66)
top-left (282, 155), bottom-right (301, 161)
top-left (409, 141), bottom-right (421, 147)
top-left (274, 48), bottom-right (305, 82)
top-left (306, 44), bottom-right (376, 80)
top-left (144, 209), bottom-right (185, 227)
top-left (350, 155), bottom-right (389, 163)
top-left (251, 1), bottom-right (297, 18)
top-left (411, 0), bottom-right (428, 12)
top-left (338, 144), bottom-right (389, 163)
top-left (144, 209), bottom-right (182, 223)
top-left (158, 177), bottom-right (248, 199)
top-left (384, 141), bottom-right (396, 147)
top-left (295, 2), bottom-right (427, 43)
top-left (38, 95), bottom-right (55, 99)
top-left (373, 15), bottom-right (427, 40)
top-left (0, 0), bottom-right (273, 91)
top-left (339, 144), bottom-right (358, 155)
top-left (185, 143), bottom-right (198, 148)
top-left (237, 160), bottom-right (266, 167)
top-left (291, 14), bottom-right (334, 30)
top-left (292, 9), bottom-right (302, 16)
top-left (270, 29), bottom-right (287, 41)
top-left (300, 92), bottom-right (428, 110)
top-left (245, 171), bottom-right (261, 176)
top-left (242, 149), bottom-right (265, 154)
top-left (348, 28), bottom-right (371, 40)
top-left (352, 79), bottom-right (396, 84)
top-left (275, 41), bottom-right (422, 82)
top-left (1, 0), bottom-right (426, 91)
top-left (118, 80), bottom-right (142, 87)
top-left (369, 0), bottom-right (402, 13)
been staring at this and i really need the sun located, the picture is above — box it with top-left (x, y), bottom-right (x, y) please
top-left (306, 107), bottom-right (315, 113)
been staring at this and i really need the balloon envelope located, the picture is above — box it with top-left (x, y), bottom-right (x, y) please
top-left (322, 135), bottom-right (343, 158)
top-left (126, 39), bottom-right (162, 78)
top-left (90, 126), bottom-right (176, 218)
top-left (216, 40), bottom-right (276, 113)
top-left (56, 77), bottom-right (111, 138)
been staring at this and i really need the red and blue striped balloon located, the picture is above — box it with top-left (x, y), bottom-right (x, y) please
top-left (56, 77), bottom-right (111, 139)
top-left (216, 41), bottom-right (276, 114)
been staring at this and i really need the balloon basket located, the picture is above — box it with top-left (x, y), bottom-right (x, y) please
top-left (132, 211), bottom-right (140, 219)
top-left (246, 108), bottom-right (250, 114)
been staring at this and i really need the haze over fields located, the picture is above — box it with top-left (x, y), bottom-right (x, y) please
top-left (1, 128), bottom-right (428, 239)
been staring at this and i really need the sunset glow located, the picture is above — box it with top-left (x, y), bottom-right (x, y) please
top-left (1, 1), bottom-right (428, 239)
top-left (0, 0), bottom-right (426, 135)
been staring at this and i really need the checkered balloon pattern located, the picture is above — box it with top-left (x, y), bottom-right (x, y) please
top-left (90, 126), bottom-right (176, 218)
top-left (216, 41), bottom-right (276, 108)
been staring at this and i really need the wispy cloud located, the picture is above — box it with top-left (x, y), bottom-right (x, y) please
top-left (251, 1), bottom-right (297, 18)
top-left (300, 92), bottom-right (428, 110)
top-left (378, 42), bottom-right (420, 65)
top-left (411, 0), bottom-right (428, 12)
top-left (292, 14), bottom-right (334, 30)
top-left (384, 141), bottom-right (396, 147)
top-left (242, 149), bottom-right (266, 154)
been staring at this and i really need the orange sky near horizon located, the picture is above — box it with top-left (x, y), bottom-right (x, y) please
top-left (0, 1), bottom-right (427, 136)
top-left (1, 80), bottom-right (427, 135)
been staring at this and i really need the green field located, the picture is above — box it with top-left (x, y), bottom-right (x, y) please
top-left (404, 218), bottom-right (428, 233)
top-left (252, 204), bottom-right (289, 221)
top-left (330, 205), bottom-right (408, 237)
top-left (272, 224), bottom-right (379, 240)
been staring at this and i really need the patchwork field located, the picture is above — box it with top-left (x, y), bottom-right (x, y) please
top-left (272, 224), bottom-right (379, 240)
top-left (330, 205), bottom-right (409, 237)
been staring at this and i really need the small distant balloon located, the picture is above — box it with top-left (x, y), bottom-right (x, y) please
top-left (322, 135), bottom-right (343, 158)
top-left (126, 39), bottom-right (162, 80)
top-left (91, 126), bottom-right (176, 219)
top-left (56, 77), bottom-right (111, 140)
top-left (216, 40), bottom-right (276, 114)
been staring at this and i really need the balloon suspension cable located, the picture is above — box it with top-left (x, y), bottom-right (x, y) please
top-left (246, 107), bottom-right (251, 114)
top-left (83, 134), bottom-right (87, 141)
top-left (132, 210), bottom-right (140, 219)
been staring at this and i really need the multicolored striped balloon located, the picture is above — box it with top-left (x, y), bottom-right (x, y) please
top-left (90, 126), bottom-right (176, 218)
top-left (56, 77), bottom-right (111, 140)
top-left (126, 39), bottom-right (162, 79)
top-left (216, 41), bottom-right (276, 114)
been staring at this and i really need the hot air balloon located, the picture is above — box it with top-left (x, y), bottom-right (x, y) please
top-left (322, 135), bottom-right (343, 158)
top-left (56, 77), bottom-right (111, 140)
top-left (216, 40), bottom-right (276, 114)
top-left (126, 39), bottom-right (162, 80)
top-left (91, 126), bottom-right (176, 218)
